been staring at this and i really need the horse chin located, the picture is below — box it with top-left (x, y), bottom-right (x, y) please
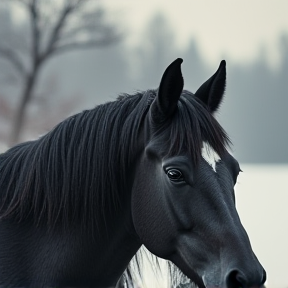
top-left (169, 250), bottom-right (208, 288)
top-left (176, 264), bottom-right (218, 288)
top-left (176, 265), bottom-right (206, 288)
top-left (191, 273), bottom-right (206, 288)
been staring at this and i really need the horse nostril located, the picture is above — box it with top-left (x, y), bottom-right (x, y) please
top-left (226, 270), bottom-right (244, 288)
top-left (226, 269), bottom-right (266, 288)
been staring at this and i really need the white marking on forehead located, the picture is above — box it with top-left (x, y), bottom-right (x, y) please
top-left (201, 142), bottom-right (221, 172)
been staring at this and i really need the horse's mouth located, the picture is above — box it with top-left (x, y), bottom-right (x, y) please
top-left (193, 274), bottom-right (206, 288)
top-left (184, 270), bottom-right (206, 288)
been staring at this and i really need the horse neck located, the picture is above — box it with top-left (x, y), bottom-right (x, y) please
top-left (93, 192), bottom-right (141, 283)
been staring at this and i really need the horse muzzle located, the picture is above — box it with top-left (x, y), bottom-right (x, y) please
top-left (225, 267), bottom-right (266, 288)
top-left (203, 266), bottom-right (266, 288)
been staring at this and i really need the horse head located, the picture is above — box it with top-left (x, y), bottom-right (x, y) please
top-left (131, 59), bottom-right (266, 288)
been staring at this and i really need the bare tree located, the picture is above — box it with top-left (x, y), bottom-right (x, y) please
top-left (0, 0), bottom-right (121, 145)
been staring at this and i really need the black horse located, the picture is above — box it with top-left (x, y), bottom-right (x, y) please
top-left (0, 59), bottom-right (266, 288)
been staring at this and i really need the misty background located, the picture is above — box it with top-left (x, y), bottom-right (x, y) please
top-left (0, 1), bottom-right (287, 288)
top-left (0, 1), bottom-right (287, 163)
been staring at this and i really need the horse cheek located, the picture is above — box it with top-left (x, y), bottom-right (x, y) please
top-left (131, 159), bottom-right (176, 258)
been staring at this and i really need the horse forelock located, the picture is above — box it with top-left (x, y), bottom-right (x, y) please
top-left (150, 90), bottom-right (231, 164)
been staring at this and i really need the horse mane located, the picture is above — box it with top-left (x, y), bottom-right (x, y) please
top-left (0, 89), bottom-right (230, 229)
top-left (0, 91), bottom-right (151, 227)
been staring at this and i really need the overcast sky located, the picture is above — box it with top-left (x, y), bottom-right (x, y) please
top-left (10, 0), bottom-right (288, 67)
top-left (103, 0), bottom-right (288, 68)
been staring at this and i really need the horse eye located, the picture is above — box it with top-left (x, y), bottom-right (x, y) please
top-left (167, 169), bottom-right (184, 182)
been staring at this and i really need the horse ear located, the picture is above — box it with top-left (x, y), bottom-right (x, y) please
top-left (194, 60), bottom-right (226, 113)
top-left (150, 58), bottom-right (184, 123)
